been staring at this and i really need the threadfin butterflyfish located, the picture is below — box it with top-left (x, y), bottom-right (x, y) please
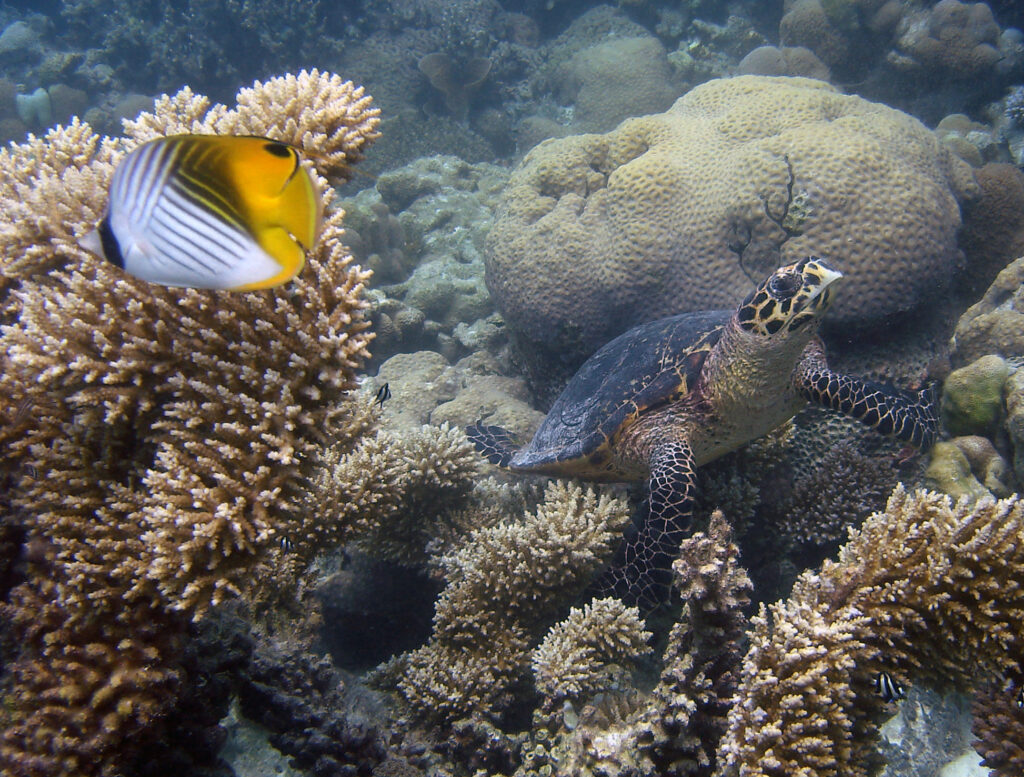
top-left (80, 134), bottom-right (321, 291)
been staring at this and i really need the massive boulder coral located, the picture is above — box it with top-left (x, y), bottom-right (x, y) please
top-left (486, 75), bottom-right (978, 379)
top-left (891, 0), bottom-right (1002, 80)
top-left (951, 254), bottom-right (1024, 367)
top-left (551, 35), bottom-right (683, 133)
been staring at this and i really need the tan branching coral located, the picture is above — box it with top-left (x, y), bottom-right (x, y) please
top-left (717, 487), bottom-right (1024, 776)
top-left (124, 70), bottom-right (380, 186)
top-left (532, 597), bottom-right (651, 706)
top-left (1, 581), bottom-right (186, 776)
top-left (540, 510), bottom-right (752, 777)
top-left (642, 511), bottom-right (752, 775)
top-left (0, 70), bottom-right (380, 304)
top-left (972, 680), bottom-right (1024, 776)
top-left (341, 423), bottom-right (483, 565)
top-left (395, 482), bottom-right (631, 722)
top-left (0, 120), bottom-right (118, 297)
top-left (0, 71), bottom-right (379, 777)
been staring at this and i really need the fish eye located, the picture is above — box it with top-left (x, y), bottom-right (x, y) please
top-left (263, 142), bottom-right (293, 158)
top-left (768, 272), bottom-right (801, 299)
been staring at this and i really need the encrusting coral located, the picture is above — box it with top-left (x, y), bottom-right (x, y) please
top-left (0, 70), bottom-right (379, 777)
top-left (717, 487), bottom-right (1024, 776)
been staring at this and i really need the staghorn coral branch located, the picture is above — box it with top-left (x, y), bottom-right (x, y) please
top-left (395, 481), bottom-right (631, 723)
top-left (972, 679), bottom-right (1024, 776)
top-left (532, 597), bottom-right (652, 706)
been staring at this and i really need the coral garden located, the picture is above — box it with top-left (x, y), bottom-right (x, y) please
top-left (1, 1), bottom-right (1024, 777)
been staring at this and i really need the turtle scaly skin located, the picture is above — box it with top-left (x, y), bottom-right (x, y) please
top-left (795, 351), bottom-right (937, 449)
top-left (467, 257), bottom-right (937, 610)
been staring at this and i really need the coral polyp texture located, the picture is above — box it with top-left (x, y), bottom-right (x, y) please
top-left (531, 597), bottom-right (652, 706)
top-left (972, 680), bottom-right (1024, 777)
top-left (394, 482), bottom-right (632, 723)
top-left (485, 75), bottom-right (978, 377)
top-left (0, 70), bottom-right (379, 777)
top-left (718, 486), bottom-right (1024, 776)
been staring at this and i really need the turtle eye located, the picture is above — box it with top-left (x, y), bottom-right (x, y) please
top-left (768, 272), bottom-right (801, 299)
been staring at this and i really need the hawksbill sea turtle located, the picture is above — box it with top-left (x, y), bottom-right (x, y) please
top-left (467, 257), bottom-right (937, 609)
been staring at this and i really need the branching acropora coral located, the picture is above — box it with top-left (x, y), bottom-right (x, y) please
top-left (644, 510), bottom-right (752, 775)
top-left (972, 680), bottom-right (1024, 777)
top-left (396, 482), bottom-right (631, 723)
top-left (532, 597), bottom-right (651, 706)
top-left (717, 487), bottom-right (1024, 776)
top-left (0, 70), bottom-right (379, 777)
top-left (318, 421), bottom-right (484, 566)
top-left (540, 510), bottom-right (752, 777)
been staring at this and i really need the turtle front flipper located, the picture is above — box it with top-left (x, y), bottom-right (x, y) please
top-left (465, 422), bottom-right (520, 467)
top-left (797, 369), bottom-right (938, 449)
top-left (591, 439), bottom-right (697, 611)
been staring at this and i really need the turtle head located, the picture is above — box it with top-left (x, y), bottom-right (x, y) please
top-left (735, 257), bottom-right (842, 338)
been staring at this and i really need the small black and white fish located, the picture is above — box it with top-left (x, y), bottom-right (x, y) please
top-left (81, 134), bottom-right (322, 290)
top-left (374, 382), bottom-right (391, 408)
top-left (873, 671), bottom-right (904, 703)
top-left (1017, 686), bottom-right (1023, 709)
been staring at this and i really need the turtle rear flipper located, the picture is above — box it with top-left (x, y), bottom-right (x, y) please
top-left (590, 439), bottom-right (697, 611)
top-left (799, 370), bottom-right (938, 449)
top-left (466, 422), bottom-right (520, 467)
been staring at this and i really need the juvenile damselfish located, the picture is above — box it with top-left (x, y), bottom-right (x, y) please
top-left (81, 134), bottom-right (321, 290)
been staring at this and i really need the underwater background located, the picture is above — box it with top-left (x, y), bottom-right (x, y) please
top-left (1, 0), bottom-right (1024, 775)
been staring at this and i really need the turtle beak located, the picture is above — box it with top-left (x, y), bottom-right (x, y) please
top-left (807, 264), bottom-right (843, 303)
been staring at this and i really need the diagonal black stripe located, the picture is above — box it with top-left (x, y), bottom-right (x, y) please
top-left (161, 189), bottom-right (249, 265)
top-left (150, 210), bottom-right (219, 274)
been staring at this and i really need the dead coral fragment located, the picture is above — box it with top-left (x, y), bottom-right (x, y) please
top-left (718, 487), bottom-right (1024, 777)
top-left (532, 597), bottom-right (652, 705)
